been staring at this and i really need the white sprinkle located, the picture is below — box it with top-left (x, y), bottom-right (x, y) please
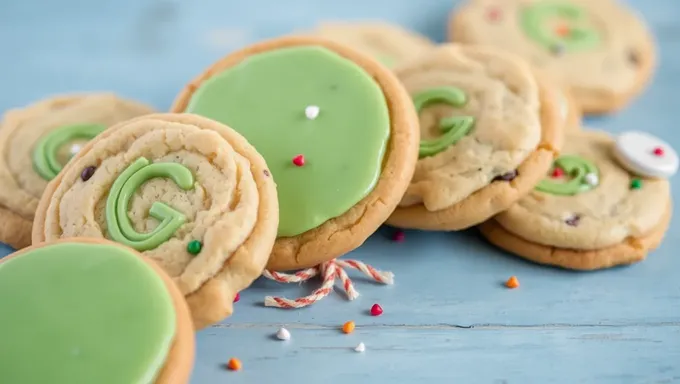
top-left (70, 144), bottom-right (83, 156)
top-left (276, 327), bottom-right (291, 341)
top-left (305, 105), bottom-right (320, 120)
top-left (584, 172), bottom-right (599, 186)
top-left (354, 342), bottom-right (366, 352)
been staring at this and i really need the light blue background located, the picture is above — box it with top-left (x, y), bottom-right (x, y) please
top-left (1, 0), bottom-right (679, 382)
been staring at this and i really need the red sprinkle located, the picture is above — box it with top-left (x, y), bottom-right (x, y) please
top-left (233, 292), bottom-right (240, 303)
top-left (292, 155), bottom-right (305, 167)
top-left (551, 167), bottom-right (565, 178)
top-left (392, 230), bottom-right (405, 242)
top-left (370, 304), bottom-right (384, 316)
top-left (653, 147), bottom-right (664, 156)
top-left (486, 7), bottom-right (502, 21)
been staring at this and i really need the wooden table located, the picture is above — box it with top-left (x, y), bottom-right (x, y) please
top-left (1, 0), bottom-right (678, 382)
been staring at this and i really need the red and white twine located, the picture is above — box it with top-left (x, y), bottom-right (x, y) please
top-left (262, 259), bottom-right (394, 309)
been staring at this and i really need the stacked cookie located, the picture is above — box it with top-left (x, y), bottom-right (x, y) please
top-left (307, 0), bottom-right (676, 271)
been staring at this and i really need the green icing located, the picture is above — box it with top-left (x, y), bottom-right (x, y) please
top-left (32, 123), bottom-right (106, 181)
top-left (106, 157), bottom-right (195, 251)
top-left (185, 46), bottom-right (390, 237)
top-left (0, 242), bottom-right (176, 384)
top-left (536, 155), bottom-right (599, 195)
top-left (520, 2), bottom-right (600, 52)
top-left (413, 87), bottom-right (475, 159)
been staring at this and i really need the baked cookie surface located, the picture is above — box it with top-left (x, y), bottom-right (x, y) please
top-left (0, 93), bottom-right (154, 249)
top-left (386, 44), bottom-right (561, 230)
top-left (32, 113), bottom-right (279, 328)
top-left (172, 36), bottom-right (419, 271)
top-left (480, 130), bottom-right (673, 270)
top-left (0, 238), bottom-right (194, 384)
top-left (450, 0), bottom-right (656, 114)
top-left (312, 21), bottom-right (434, 67)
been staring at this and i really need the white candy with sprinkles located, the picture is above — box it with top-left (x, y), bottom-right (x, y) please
top-left (613, 131), bottom-right (678, 178)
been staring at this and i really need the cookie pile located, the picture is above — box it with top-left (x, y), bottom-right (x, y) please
top-left (0, 2), bottom-right (676, 380)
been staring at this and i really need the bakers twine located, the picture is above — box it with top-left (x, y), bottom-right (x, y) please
top-left (262, 259), bottom-right (394, 309)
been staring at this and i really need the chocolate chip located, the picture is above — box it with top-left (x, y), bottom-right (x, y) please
top-left (565, 215), bottom-right (581, 227)
top-left (80, 166), bottom-right (96, 181)
top-left (550, 43), bottom-right (565, 56)
top-left (263, 169), bottom-right (270, 177)
top-left (628, 50), bottom-right (640, 66)
top-left (492, 170), bottom-right (518, 182)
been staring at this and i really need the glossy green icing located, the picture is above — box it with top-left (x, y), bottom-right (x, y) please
top-left (536, 155), bottom-right (599, 195)
top-left (32, 123), bottom-right (106, 180)
top-left (520, 2), bottom-right (600, 52)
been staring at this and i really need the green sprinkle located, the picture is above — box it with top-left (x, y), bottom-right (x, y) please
top-left (187, 240), bottom-right (202, 255)
top-left (630, 179), bottom-right (643, 190)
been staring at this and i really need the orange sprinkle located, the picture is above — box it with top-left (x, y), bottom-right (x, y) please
top-left (505, 276), bottom-right (520, 289)
top-left (342, 321), bottom-right (356, 334)
top-left (226, 358), bottom-right (242, 371)
top-left (555, 24), bottom-right (570, 37)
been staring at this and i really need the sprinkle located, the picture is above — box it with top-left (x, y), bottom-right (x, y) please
top-left (226, 358), bottom-right (242, 371)
top-left (565, 214), bottom-right (581, 227)
top-left (392, 230), bottom-right (405, 242)
top-left (370, 304), bottom-right (383, 316)
top-left (276, 327), bottom-right (291, 341)
top-left (233, 292), bottom-right (240, 303)
top-left (630, 178), bottom-right (643, 190)
top-left (653, 147), bottom-right (664, 156)
top-left (342, 321), bottom-right (355, 334)
top-left (292, 154), bottom-right (305, 167)
top-left (187, 240), bottom-right (202, 255)
top-left (305, 105), bottom-right (320, 119)
top-left (492, 170), bottom-right (518, 182)
top-left (555, 24), bottom-right (570, 37)
top-left (505, 276), bottom-right (520, 289)
top-left (584, 172), bottom-right (599, 186)
top-left (628, 50), bottom-right (640, 66)
top-left (486, 7), bottom-right (502, 21)
top-left (80, 166), bottom-right (96, 181)
top-left (70, 143), bottom-right (83, 156)
top-left (354, 342), bottom-right (366, 353)
top-left (263, 169), bottom-right (270, 177)
top-left (551, 167), bottom-right (565, 178)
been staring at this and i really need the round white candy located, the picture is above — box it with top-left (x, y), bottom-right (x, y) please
top-left (305, 105), bottom-right (320, 120)
top-left (584, 172), bottom-right (599, 186)
top-left (276, 327), bottom-right (291, 341)
top-left (613, 131), bottom-right (678, 178)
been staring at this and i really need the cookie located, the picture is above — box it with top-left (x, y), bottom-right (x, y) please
top-left (32, 113), bottom-right (279, 328)
top-left (449, 0), bottom-right (656, 114)
top-left (539, 70), bottom-right (581, 132)
top-left (0, 238), bottom-right (194, 384)
top-left (480, 130), bottom-right (673, 270)
top-left (0, 93), bottom-right (154, 249)
top-left (171, 36), bottom-right (419, 271)
top-left (312, 21), bottom-right (435, 68)
top-left (385, 44), bottom-right (562, 231)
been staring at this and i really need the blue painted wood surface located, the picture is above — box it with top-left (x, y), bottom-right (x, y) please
top-left (1, 0), bottom-right (679, 382)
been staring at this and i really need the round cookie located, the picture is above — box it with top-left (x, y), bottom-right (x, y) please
top-left (539, 70), bottom-right (581, 133)
top-left (171, 36), bottom-right (419, 271)
top-left (0, 93), bottom-right (154, 249)
top-left (386, 44), bottom-right (562, 231)
top-left (449, 0), bottom-right (656, 114)
top-left (480, 130), bottom-right (672, 270)
top-left (312, 21), bottom-right (435, 68)
top-left (32, 113), bottom-right (279, 328)
top-left (0, 238), bottom-right (194, 384)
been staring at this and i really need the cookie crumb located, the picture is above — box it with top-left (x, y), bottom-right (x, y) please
top-left (505, 276), bottom-right (520, 289)
top-left (276, 327), bottom-right (291, 341)
top-left (630, 178), bottom-right (643, 190)
top-left (305, 105), bottom-right (320, 119)
top-left (392, 230), bottom-right (405, 242)
top-left (226, 358), bottom-right (242, 371)
top-left (370, 304), bottom-right (383, 316)
top-left (187, 240), bottom-right (202, 255)
top-left (80, 166), bottom-right (96, 181)
top-left (292, 154), bottom-right (305, 167)
top-left (354, 342), bottom-right (366, 352)
top-left (342, 321), bottom-right (355, 334)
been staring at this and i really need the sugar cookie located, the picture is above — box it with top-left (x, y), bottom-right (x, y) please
top-left (171, 36), bottom-right (419, 271)
top-left (32, 113), bottom-right (279, 328)
top-left (480, 130), bottom-right (672, 270)
top-left (386, 44), bottom-right (562, 230)
top-left (312, 21), bottom-right (435, 68)
top-left (0, 238), bottom-right (194, 384)
top-left (0, 93), bottom-right (154, 249)
top-left (450, 0), bottom-right (656, 114)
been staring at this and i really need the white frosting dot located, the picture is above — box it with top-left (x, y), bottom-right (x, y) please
top-left (354, 342), bottom-right (366, 352)
top-left (276, 327), bottom-right (291, 341)
top-left (69, 143), bottom-right (83, 156)
top-left (584, 172), bottom-right (599, 186)
top-left (613, 131), bottom-right (679, 178)
top-left (305, 105), bottom-right (320, 120)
